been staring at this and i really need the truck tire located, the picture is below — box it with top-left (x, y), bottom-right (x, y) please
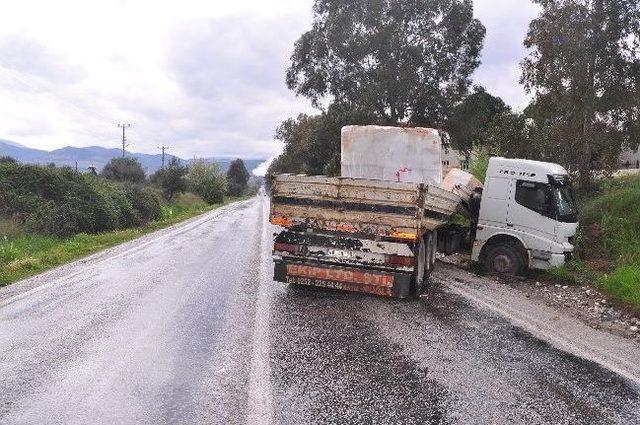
top-left (485, 244), bottom-right (524, 275)
top-left (424, 232), bottom-right (434, 278)
top-left (412, 237), bottom-right (427, 296)
top-left (429, 231), bottom-right (437, 272)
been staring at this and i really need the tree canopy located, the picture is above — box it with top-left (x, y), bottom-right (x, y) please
top-left (187, 160), bottom-right (227, 204)
top-left (521, 0), bottom-right (640, 186)
top-left (287, 0), bottom-right (486, 126)
top-left (154, 157), bottom-right (187, 200)
top-left (101, 157), bottom-right (146, 184)
top-left (226, 159), bottom-right (250, 197)
top-left (444, 86), bottom-right (509, 153)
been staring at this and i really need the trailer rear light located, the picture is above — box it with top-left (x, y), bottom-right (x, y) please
top-left (273, 242), bottom-right (300, 254)
top-left (390, 231), bottom-right (417, 241)
top-left (385, 255), bottom-right (415, 267)
top-left (270, 216), bottom-right (293, 227)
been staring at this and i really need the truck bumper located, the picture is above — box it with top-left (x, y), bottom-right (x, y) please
top-left (273, 260), bottom-right (413, 299)
top-left (529, 251), bottom-right (572, 270)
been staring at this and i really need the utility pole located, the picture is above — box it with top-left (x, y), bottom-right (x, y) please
top-left (157, 146), bottom-right (171, 169)
top-left (118, 123), bottom-right (131, 157)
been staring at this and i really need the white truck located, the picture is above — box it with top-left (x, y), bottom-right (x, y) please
top-left (269, 126), bottom-right (578, 298)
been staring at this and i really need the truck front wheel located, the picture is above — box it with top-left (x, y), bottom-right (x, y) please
top-left (485, 244), bottom-right (524, 275)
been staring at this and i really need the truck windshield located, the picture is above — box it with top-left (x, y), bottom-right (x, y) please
top-left (550, 184), bottom-right (577, 223)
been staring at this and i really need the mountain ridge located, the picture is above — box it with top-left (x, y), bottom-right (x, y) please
top-left (0, 140), bottom-right (265, 174)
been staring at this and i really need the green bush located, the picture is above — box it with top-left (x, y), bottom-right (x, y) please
top-left (186, 160), bottom-right (227, 204)
top-left (102, 157), bottom-right (146, 183)
top-left (123, 184), bottom-right (162, 225)
top-left (469, 146), bottom-right (490, 183)
top-left (0, 162), bottom-right (162, 238)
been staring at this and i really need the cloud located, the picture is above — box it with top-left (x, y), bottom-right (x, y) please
top-left (0, 0), bottom-right (543, 158)
top-left (0, 36), bottom-right (85, 85)
top-left (472, 0), bottom-right (541, 109)
top-left (0, 0), bottom-right (315, 159)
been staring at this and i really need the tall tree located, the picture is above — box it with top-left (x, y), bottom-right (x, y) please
top-left (268, 103), bottom-right (377, 179)
top-left (522, 0), bottom-right (640, 187)
top-left (444, 86), bottom-right (508, 153)
top-left (286, 0), bottom-right (485, 127)
top-left (156, 157), bottom-right (187, 200)
top-left (226, 159), bottom-right (250, 197)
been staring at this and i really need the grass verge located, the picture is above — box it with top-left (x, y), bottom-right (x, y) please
top-left (0, 196), bottom-right (248, 286)
top-left (545, 175), bottom-right (640, 312)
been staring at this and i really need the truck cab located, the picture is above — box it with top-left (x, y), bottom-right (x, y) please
top-left (471, 157), bottom-right (579, 275)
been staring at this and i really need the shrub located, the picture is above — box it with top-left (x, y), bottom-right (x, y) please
top-left (0, 162), bottom-right (162, 238)
top-left (469, 146), bottom-right (490, 183)
top-left (102, 157), bottom-right (146, 183)
top-left (85, 175), bottom-right (137, 230)
top-left (123, 184), bottom-right (162, 224)
top-left (187, 160), bottom-right (227, 204)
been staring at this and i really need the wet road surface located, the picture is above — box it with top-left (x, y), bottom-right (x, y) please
top-left (1, 197), bottom-right (638, 424)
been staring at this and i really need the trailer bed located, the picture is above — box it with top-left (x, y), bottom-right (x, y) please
top-left (270, 174), bottom-right (461, 240)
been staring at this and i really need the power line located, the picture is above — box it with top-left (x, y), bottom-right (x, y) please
top-left (118, 123), bottom-right (131, 157)
top-left (157, 145), bottom-right (171, 169)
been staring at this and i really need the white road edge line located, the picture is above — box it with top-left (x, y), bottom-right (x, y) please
top-left (0, 201), bottom-right (251, 308)
top-left (445, 279), bottom-right (640, 386)
top-left (246, 196), bottom-right (274, 425)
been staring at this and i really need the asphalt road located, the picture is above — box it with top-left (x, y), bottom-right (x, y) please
top-left (1, 197), bottom-right (639, 424)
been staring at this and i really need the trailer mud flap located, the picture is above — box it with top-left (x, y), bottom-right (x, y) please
top-left (273, 261), bottom-right (412, 298)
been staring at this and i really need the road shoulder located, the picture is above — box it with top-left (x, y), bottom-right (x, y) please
top-left (435, 263), bottom-right (640, 386)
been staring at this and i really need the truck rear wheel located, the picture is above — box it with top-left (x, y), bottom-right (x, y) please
top-left (413, 232), bottom-right (435, 297)
top-left (412, 237), bottom-right (427, 296)
top-left (485, 244), bottom-right (524, 275)
top-left (424, 232), bottom-right (435, 278)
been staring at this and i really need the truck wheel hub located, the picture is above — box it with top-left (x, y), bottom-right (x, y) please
top-left (493, 254), bottom-right (513, 273)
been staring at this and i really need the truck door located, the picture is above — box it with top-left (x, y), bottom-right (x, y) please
top-left (478, 176), bottom-right (510, 227)
top-left (508, 180), bottom-right (556, 251)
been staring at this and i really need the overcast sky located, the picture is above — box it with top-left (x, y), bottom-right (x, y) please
top-left (0, 0), bottom-right (540, 160)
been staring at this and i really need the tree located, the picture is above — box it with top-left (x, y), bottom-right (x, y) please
top-left (226, 159), bottom-right (250, 197)
top-left (286, 0), bottom-right (485, 127)
top-left (102, 157), bottom-right (146, 183)
top-left (521, 0), bottom-right (640, 187)
top-left (444, 86), bottom-right (509, 153)
top-left (156, 157), bottom-right (187, 200)
top-left (268, 103), bottom-right (377, 178)
top-left (187, 160), bottom-right (227, 204)
top-left (0, 156), bottom-right (16, 164)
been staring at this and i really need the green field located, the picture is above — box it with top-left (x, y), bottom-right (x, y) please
top-left (0, 195), bottom-right (247, 286)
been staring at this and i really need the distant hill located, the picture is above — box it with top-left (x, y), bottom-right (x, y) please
top-left (0, 140), bottom-right (265, 174)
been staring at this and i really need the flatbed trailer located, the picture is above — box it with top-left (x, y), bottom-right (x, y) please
top-left (270, 174), bottom-right (461, 298)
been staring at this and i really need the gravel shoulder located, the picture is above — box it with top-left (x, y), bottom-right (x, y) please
top-left (439, 254), bottom-right (640, 341)
top-left (434, 260), bottom-right (640, 385)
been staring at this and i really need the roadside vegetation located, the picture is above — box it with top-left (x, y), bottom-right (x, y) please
top-left (566, 175), bottom-right (640, 309)
top-left (0, 156), bottom-right (259, 286)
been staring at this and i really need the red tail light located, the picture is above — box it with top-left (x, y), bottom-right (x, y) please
top-left (274, 242), bottom-right (300, 254)
top-left (385, 255), bottom-right (415, 267)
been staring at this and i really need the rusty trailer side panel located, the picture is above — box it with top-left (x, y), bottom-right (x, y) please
top-left (270, 174), bottom-right (460, 239)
